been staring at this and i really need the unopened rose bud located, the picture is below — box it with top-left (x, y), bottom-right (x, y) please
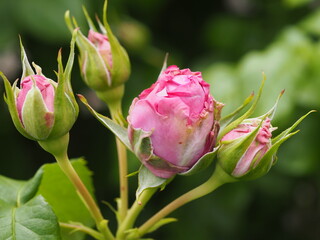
top-left (1, 36), bottom-right (78, 143)
top-left (218, 118), bottom-right (275, 179)
top-left (16, 74), bottom-right (56, 139)
top-left (88, 30), bottom-right (113, 69)
top-left (65, 2), bottom-right (130, 106)
top-left (127, 65), bottom-right (222, 178)
top-left (217, 107), bottom-right (314, 181)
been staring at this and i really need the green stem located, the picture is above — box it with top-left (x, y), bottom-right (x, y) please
top-left (116, 188), bottom-right (157, 239)
top-left (108, 100), bottom-right (128, 223)
top-left (115, 137), bottom-right (128, 222)
top-left (133, 165), bottom-right (235, 238)
top-left (59, 222), bottom-right (104, 240)
top-left (55, 153), bottom-right (115, 240)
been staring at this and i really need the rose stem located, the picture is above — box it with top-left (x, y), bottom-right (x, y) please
top-left (133, 164), bottom-right (235, 238)
top-left (116, 188), bottom-right (157, 239)
top-left (109, 102), bottom-right (128, 223)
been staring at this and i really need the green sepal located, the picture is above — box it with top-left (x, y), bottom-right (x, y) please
top-left (180, 147), bottom-right (219, 176)
top-left (102, 0), bottom-right (131, 87)
top-left (130, 127), bottom-right (153, 160)
top-left (65, 10), bottom-right (76, 33)
top-left (19, 37), bottom-right (35, 80)
top-left (272, 110), bottom-right (315, 144)
top-left (218, 118), bottom-right (264, 177)
top-left (136, 166), bottom-right (170, 199)
top-left (219, 92), bottom-right (254, 131)
top-left (219, 111), bottom-right (315, 181)
top-left (157, 53), bottom-right (169, 78)
top-left (48, 31), bottom-right (79, 139)
top-left (240, 131), bottom-right (298, 181)
top-left (257, 89), bottom-right (285, 121)
top-left (82, 5), bottom-right (98, 32)
top-left (65, 9), bottom-right (111, 89)
top-left (76, 28), bottom-right (112, 89)
top-left (65, 1), bottom-right (130, 93)
top-left (0, 72), bottom-right (35, 140)
top-left (78, 94), bottom-right (131, 149)
top-left (129, 126), bottom-right (188, 178)
top-left (22, 83), bottom-right (54, 140)
top-left (218, 73), bottom-right (266, 141)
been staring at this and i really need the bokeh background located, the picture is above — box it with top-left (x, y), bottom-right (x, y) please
top-left (0, 0), bottom-right (320, 239)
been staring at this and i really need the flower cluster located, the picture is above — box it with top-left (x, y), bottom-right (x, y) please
top-left (0, 1), bottom-right (314, 240)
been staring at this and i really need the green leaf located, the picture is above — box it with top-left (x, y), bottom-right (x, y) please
top-left (0, 168), bottom-right (61, 240)
top-left (37, 158), bottom-right (95, 240)
top-left (78, 94), bottom-right (131, 149)
top-left (136, 166), bottom-right (169, 199)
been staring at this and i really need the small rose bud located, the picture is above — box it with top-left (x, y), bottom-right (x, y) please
top-left (218, 118), bottom-right (275, 179)
top-left (127, 65), bottom-right (222, 178)
top-left (217, 107), bottom-right (313, 181)
top-left (65, 2), bottom-right (130, 106)
top-left (88, 30), bottom-right (113, 69)
top-left (16, 74), bottom-right (57, 139)
top-left (1, 36), bottom-right (78, 142)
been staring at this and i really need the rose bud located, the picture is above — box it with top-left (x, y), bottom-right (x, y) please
top-left (88, 30), bottom-right (113, 70)
top-left (218, 118), bottom-right (275, 179)
top-left (217, 109), bottom-right (313, 180)
top-left (65, 2), bottom-right (130, 105)
top-left (1, 35), bottom-right (78, 142)
top-left (15, 74), bottom-right (56, 139)
top-left (127, 65), bottom-right (222, 178)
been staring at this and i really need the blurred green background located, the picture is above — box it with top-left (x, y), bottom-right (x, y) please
top-left (0, 0), bottom-right (320, 239)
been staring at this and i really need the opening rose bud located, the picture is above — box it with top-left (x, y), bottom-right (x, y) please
top-left (2, 35), bottom-right (78, 143)
top-left (65, 6), bottom-right (131, 103)
top-left (88, 30), bottom-right (113, 70)
top-left (15, 75), bottom-right (56, 140)
top-left (218, 118), bottom-right (275, 179)
top-left (128, 65), bottom-right (221, 178)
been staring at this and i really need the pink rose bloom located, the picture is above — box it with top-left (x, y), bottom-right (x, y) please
top-left (88, 30), bottom-right (113, 69)
top-left (16, 74), bottom-right (55, 127)
top-left (222, 118), bottom-right (273, 177)
top-left (128, 65), bottom-right (219, 178)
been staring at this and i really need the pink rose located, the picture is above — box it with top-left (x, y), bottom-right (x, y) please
top-left (221, 118), bottom-right (273, 177)
top-left (128, 65), bottom-right (220, 178)
top-left (2, 38), bottom-right (79, 142)
top-left (88, 30), bottom-right (113, 69)
top-left (66, 9), bottom-right (130, 98)
top-left (16, 75), bottom-right (55, 125)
